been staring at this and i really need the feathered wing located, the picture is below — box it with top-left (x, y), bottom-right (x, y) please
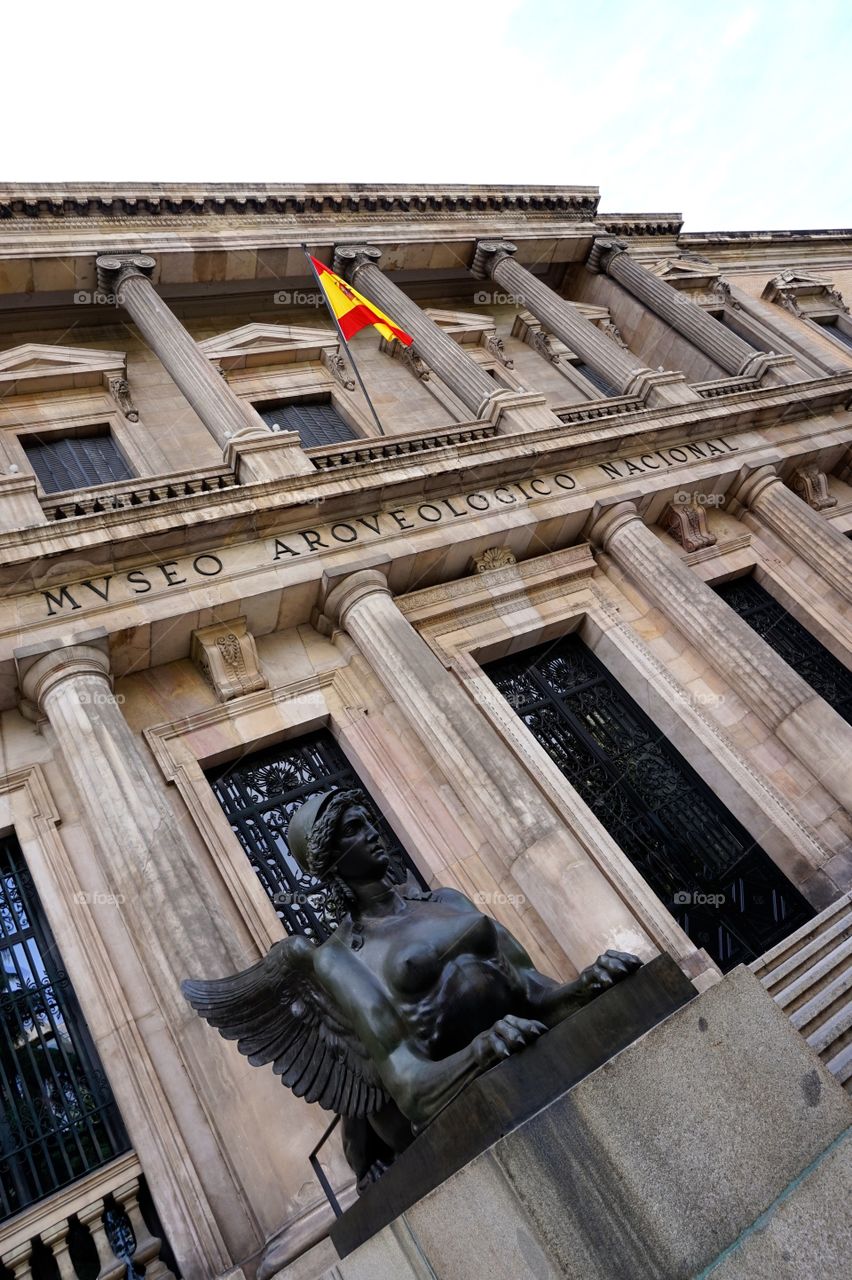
top-left (182, 935), bottom-right (390, 1118)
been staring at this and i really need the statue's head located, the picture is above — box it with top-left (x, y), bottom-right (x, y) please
top-left (287, 788), bottom-right (388, 886)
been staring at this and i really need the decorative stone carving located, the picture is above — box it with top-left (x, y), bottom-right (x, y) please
top-left (323, 346), bottom-right (356, 391)
top-left (529, 327), bottom-right (561, 365)
top-left (711, 278), bottom-right (743, 312)
top-left (596, 318), bottom-right (629, 349)
top-left (761, 271), bottom-right (849, 317)
top-left (472, 546), bottom-right (518, 574)
top-left (661, 497), bottom-right (717, 552)
top-left (401, 345), bottom-right (431, 381)
top-left (791, 466), bottom-right (838, 511)
top-left (482, 333), bottom-right (514, 368)
top-left (190, 617), bottom-right (267, 702)
top-left (108, 375), bottom-right (139, 421)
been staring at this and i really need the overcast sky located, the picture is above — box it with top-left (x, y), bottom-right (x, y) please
top-left (2, 0), bottom-right (848, 232)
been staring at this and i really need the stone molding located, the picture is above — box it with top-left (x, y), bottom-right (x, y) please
top-left (190, 616), bottom-right (267, 702)
top-left (762, 270), bottom-right (849, 317)
top-left (16, 639), bottom-right (111, 718)
top-left (0, 343), bottom-right (129, 398)
top-left (322, 568), bottom-right (391, 628)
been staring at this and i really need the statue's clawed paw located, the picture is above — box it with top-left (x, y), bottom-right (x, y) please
top-left (582, 950), bottom-right (642, 994)
top-left (473, 1013), bottom-right (547, 1067)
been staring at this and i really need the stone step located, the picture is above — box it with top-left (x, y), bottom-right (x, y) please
top-left (824, 1040), bottom-right (852, 1090)
top-left (757, 910), bottom-right (852, 998)
top-left (804, 996), bottom-right (852, 1057)
top-left (749, 893), bottom-right (852, 981)
top-left (773, 933), bottom-right (852, 1013)
top-left (790, 963), bottom-right (852, 1033)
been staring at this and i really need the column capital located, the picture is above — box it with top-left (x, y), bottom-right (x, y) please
top-left (16, 638), bottom-right (111, 717)
top-left (585, 500), bottom-right (641, 550)
top-left (332, 242), bottom-right (383, 281)
top-left (729, 464), bottom-right (782, 510)
top-left (96, 252), bottom-right (156, 295)
top-left (322, 568), bottom-right (390, 628)
top-left (470, 239), bottom-right (518, 280)
top-left (586, 237), bottom-right (628, 274)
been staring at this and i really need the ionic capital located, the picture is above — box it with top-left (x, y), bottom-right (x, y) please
top-left (470, 239), bottom-right (518, 280)
top-left (95, 252), bottom-right (156, 296)
top-left (16, 640), bottom-right (112, 716)
top-left (332, 243), bottom-right (383, 282)
top-left (585, 500), bottom-right (642, 551)
top-left (586, 237), bottom-right (628, 275)
top-left (729, 465), bottom-right (783, 511)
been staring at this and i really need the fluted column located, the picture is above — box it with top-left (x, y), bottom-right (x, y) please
top-left (589, 504), bottom-right (852, 812)
top-left (473, 240), bottom-right (698, 407)
top-left (96, 255), bottom-right (312, 481)
top-left (732, 466), bottom-right (852, 605)
top-left (322, 569), bottom-right (655, 969)
top-left (588, 239), bottom-right (800, 385)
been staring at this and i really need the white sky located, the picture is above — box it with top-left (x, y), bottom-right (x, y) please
top-left (2, 0), bottom-right (849, 232)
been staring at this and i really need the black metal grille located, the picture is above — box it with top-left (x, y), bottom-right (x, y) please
top-left (715, 575), bottom-right (852, 724)
top-left (0, 836), bottom-right (129, 1222)
top-left (488, 636), bottom-right (813, 971)
top-left (208, 731), bottom-right (424, 942)
top-left (23, 433), bottom-right (134, 494)
top-left (258, 400), bottom-right (357, 447)
top-left (573, 362), bottom-right (618, 398)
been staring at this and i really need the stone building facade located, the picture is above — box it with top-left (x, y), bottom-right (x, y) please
top-left (0, 183), bottom-right (850, 1279)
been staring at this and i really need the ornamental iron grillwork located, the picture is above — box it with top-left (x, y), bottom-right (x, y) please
top-left (488, 636), bottom-right (813, 971)
top-left (0, 836), bottom-right (129, 1222)
top-left (208, 731), bottom-right (424, 942)
top-left (715, 575), bottom-right (852, 725)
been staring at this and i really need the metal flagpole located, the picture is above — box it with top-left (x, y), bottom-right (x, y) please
top-left (301, 244), bottom-right (386, 436)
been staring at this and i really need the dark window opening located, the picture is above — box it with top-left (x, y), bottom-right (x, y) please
top-left (257, 398), bottom-right (357, 448)
top-left (714, 575), bottom-right (852, 724)
top-left (23, 432), bottom-right (133, 494)
top-left (815, 317), bottom-right (852, 351)
top-left (208, 730), bottom-right (425, 943)
top-left (572, 362), bottom-right (618, 398)
top-left (488, 635), bottom-right (813, 971)
top-left (0, 835), bottom-right (129, 1222)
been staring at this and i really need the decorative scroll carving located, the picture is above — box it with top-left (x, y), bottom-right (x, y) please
top-left (323, 346), bottom-right (356, 391)
top-left (529, 327), bottom-right (561, 365)
top-left (190, 617), bottom-right (267, 702)
top-left (108, 376), bottom-right (139, 421)
top-left (711, 278), bottom-right (743, 312)
top-left (791, 466), bottom-right (838, 511)
top-left (661, 498), bottom-right (717, 552)
top-left (472, 546), bottom-right (518, 574)
top-left (482, 333), bottom-right (514, 368)
top-left (401, 345), bottom-right (431, 381)
top-left (596, 318), bottom-right (629, 349)
top-left (761, 271), bottom-right (849, 317)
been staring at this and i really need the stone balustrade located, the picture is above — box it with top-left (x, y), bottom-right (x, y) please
top-left (0, 1153), bottom-right (176, 1280)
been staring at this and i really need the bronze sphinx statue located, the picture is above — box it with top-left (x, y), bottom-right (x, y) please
top-left (183, 789), bottom-right (641, 1188)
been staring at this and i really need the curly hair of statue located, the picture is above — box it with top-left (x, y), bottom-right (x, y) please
top-left (306, 789), bottom-right (365, 948)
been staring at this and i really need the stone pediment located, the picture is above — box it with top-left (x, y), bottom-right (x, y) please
top-left (649, 256), bottom-right (720, 289)
top-left (0, 343), bottom-right (127, 395)
top-left (762, 271), bottom-right (847, 314)
top-left (422, 309), bottom-right (497, 342)
top-left (199, 323), bottom-right (341, 369)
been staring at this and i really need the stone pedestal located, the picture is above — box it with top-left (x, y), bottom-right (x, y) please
top-left (281, 964), bottom-right (852, 1280)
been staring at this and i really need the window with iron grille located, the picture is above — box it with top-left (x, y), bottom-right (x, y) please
top-left (257, 399), bottom-right (357, 448)
top-left (208, 730), bottom-right (425, 943)
top-left (0, 835), bottom-right (129, 1221)
top-left (23, 432), bottom-right (133, 494)
top-left (714, 575), bottom-right (852, 724)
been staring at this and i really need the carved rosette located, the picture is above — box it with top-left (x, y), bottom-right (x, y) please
top-left (472, 546), bottom-right (518, 574)
top-left (661, 498), bottom-right (717, 553)
top-left (791, 466), bottom-right (838, 511)
top-left (190, 617), bottom-right (267, 702)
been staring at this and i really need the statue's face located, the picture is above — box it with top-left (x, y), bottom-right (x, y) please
top-left (333, 803), bottom-right (389, 881)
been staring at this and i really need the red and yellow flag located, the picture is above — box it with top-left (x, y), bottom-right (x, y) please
top-left (309, 256), bottom-right (412, 347)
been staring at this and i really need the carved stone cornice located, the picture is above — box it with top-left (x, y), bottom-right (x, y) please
top-left (660, 497), bottom-right (718, 552)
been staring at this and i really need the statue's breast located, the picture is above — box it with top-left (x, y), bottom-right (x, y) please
top-left (384, 906), bottom-right (498, 998)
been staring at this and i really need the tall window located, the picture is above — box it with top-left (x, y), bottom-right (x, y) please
top-left (714, 575), bottom-right (852, 724)
top-left (814, 317), bottom-right (852, 351)
top-left (257, 398), bottom-right (356, 448)
top-left (23, 432), bottom-right (133, 494)
top-left (0, 835), bottom-right (128, 1221)
top-left (208, 730), bottom-right (423, 942)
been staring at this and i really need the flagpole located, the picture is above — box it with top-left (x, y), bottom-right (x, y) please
top-left (301, 244), bottom-right (386, 437)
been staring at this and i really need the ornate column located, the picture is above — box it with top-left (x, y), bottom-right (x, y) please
top-left (472, 240), bottom-right (698, 407)
top-left (587, 239), bottom-right (800, 385)
top-left (96, 255), bottom-right (312, 481)
top-left (731, 466), bottom-right (852, 605)
top-left (332, 244), bottom-right (557, 433)
top-left (14, 640), bottom-right (260, 1277)
top-left (588, 504), bottom-right (852, 813)
top-left (322, 569), bottom-right (653, 969)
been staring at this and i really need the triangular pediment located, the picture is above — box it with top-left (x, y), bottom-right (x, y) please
top-left (649, 257), bottom-right (720, 288)
top-left (422, 309), bottom-right (496, 344)
top-left (0, 343), bottom-right (126, 394)
top-left (762, 270), bottom-right (846, 311)
top-left (199, 322), bottom-right (340, 369)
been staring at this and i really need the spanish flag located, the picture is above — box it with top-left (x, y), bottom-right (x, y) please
top-left (309, 255), bottom-right (413, 347)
